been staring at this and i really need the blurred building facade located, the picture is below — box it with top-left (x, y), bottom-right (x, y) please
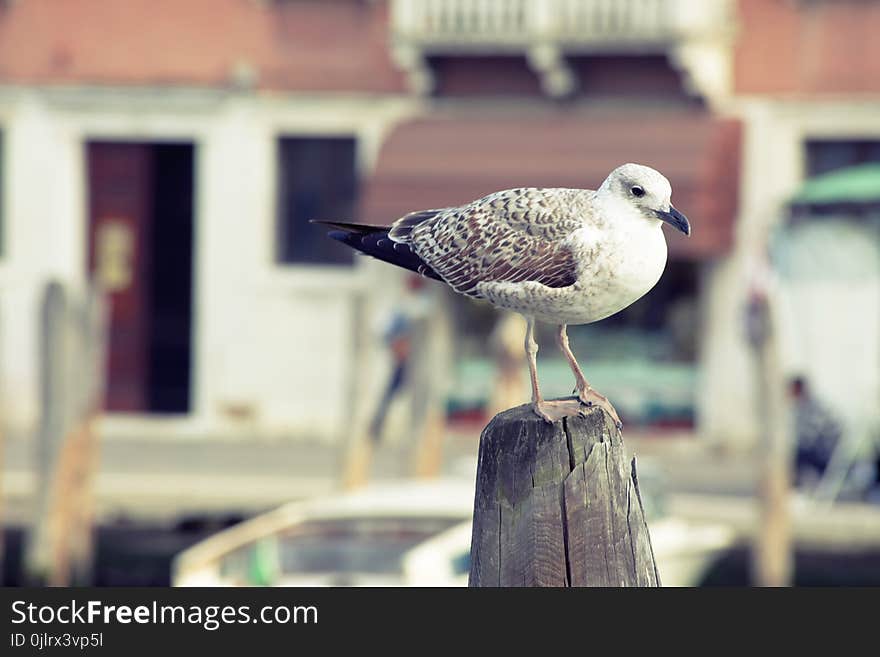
top-left (0, 0), bottom-right (876, 448)
top-left (706, 0), bottom-right (880, 447)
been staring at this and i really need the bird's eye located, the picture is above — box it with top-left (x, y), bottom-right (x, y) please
top-left (631, 185), bottom-right (645, 198)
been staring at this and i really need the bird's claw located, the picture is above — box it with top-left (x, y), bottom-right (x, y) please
top-left (576, 387), bottom-right (623, 430)
top-left (533, 403), bottom-right (555, 424)
top-left (532, 400), bottom-right (583, 424)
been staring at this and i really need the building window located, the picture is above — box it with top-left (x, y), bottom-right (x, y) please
top-left (276, 136), bottom-right (357, 265)
top-left (806, 139), bottom-right (880, 177)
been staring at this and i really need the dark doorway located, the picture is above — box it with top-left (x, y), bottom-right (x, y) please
top-left (149, 144), bottom-right (195, 412)
top-left (87, 142), bottom-right (194, 413)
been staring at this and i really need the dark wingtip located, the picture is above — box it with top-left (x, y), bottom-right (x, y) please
top-left (327, 230), bottom-right (364, 248)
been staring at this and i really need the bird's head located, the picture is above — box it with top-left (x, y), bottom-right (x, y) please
top-left (598, 163), bottom-right (690, 236)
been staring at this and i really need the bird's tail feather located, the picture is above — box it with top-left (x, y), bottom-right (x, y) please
top-left (311, 219), bottom-right (388, 234)
top-left (314, 220), bottom-right (443, 282)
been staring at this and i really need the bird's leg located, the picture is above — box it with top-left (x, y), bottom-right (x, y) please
top-left (555, 324), bottom-right (588, 393)
top-left (555, 324), bottom-right (623, 429)
top-left (526, 318), bottom-right (579, 423)
top-left (525, 317), bottom-right (546, 417)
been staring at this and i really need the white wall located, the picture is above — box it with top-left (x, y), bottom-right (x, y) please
top-left (0, 85), bottom-right (419, 442)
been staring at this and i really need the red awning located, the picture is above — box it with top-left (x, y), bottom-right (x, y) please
top-left (361, 107), bottom-right (741, 258)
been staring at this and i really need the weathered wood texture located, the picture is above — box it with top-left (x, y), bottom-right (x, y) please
top-left (469, 403), bottom-right (660, 587)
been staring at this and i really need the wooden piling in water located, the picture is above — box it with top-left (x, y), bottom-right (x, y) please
top-left (469, 403), bottom-right (660, 587)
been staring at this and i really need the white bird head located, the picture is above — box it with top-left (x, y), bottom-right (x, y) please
top-left (598, 163), bottom-right (690, 236)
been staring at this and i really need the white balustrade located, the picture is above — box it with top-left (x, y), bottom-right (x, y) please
top-left (391, 0), bottom-right (709, 46)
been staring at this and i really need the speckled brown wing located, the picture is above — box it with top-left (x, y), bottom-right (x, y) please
top-left (400, 188), bottom-right (590, 299)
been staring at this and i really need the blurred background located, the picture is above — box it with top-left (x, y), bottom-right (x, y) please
top-left (0, 0), bottom-right (878, 587)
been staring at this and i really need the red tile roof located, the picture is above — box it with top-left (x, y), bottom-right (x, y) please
top-left (0, 0), bottom-right (406, 92)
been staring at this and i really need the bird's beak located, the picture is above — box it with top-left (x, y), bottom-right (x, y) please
top-left (656, 205), bottom-right (691, 236)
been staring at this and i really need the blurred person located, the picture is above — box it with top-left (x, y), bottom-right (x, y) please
top-left (790, 376), bottom-right (842, 488)
top-left (369, 275), bottom-right (431, 443)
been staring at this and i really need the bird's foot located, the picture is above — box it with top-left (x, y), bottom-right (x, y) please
top-left (576, 387), bottom-right (623, 430)
top-left (532, 399), bottom-right (584, 424)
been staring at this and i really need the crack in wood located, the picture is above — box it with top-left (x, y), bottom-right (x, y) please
top-left (626, 478), bottom-right (638, 579)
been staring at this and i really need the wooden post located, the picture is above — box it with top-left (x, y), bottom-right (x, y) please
top-left (25, 282), bottom-right (69, 584)
top-left (746, 289), bottom-right (793, 587)
top-left (469, 403), bottom-right (660, 587)
top-left (339, 287), bottom-right (375, 490)
top-left (409, 286), bottom-right (452, 479)
top-left (25, 281), bottom-right (106, 585)
top-left (486, 312), bottom-right (528, 418)
top-left (65, 285), bottom-right (106, 585)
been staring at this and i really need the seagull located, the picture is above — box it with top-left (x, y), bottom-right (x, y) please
top-left (316, 163), bottom-right (690, 427)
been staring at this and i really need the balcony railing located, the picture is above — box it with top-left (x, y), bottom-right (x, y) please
top-left (391, 0), bottom-right (726, 48)
top-left (389, 0), bottom-right (733, 97)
